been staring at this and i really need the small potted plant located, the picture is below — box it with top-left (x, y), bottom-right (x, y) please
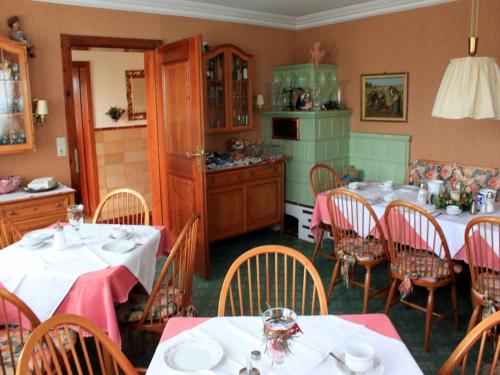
top-left (105, 106), bottom-right (125, 122)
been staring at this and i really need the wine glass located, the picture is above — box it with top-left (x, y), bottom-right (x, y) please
top-left (66, 204), bottom-right (84, 245)
top-left (262, 307), bottom-right (300, 366)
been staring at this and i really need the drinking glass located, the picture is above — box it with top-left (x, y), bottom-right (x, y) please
top-left (66, 204), bottom-right (84, 245)
top-left (262, 307), bottom-right (300, 366)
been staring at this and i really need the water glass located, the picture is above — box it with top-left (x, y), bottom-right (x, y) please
top-left (66, 204), bottom-right (84, 245)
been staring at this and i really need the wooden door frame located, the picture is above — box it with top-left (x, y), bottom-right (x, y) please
top-left (60, 34), bottom-right (162, 213)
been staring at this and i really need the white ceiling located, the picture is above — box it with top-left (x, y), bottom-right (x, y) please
top-left (34, 0), bottom-right (456, 30)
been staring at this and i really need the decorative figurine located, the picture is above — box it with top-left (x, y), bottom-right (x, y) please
top-left (309, 41), bottom-right (325, 70)
top-left (7, 16), bottom-right (35, 57)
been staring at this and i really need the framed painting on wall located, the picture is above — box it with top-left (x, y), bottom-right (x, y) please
top-left (361, 72), bottom-right (408, 122)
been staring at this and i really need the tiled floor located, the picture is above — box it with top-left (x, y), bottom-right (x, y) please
top-left (128, 229), bottom-right (475, 374)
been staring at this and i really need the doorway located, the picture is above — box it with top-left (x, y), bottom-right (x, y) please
top-left (61, 35), bottom-right (161, 219)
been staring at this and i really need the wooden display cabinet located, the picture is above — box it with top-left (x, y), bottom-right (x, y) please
top-left (203, 44), bottom-right (253, 133)
top-left (0, 35), bottom-right (34, 154)
top-left (206, 161), bottom-right (284, 242)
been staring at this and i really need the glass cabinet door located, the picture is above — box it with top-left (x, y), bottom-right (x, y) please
top-left (0, 36), bottom-right (34, 154)
top-left (230, 52), bottom-right (251, 130)
top-left (204, 51), bottom-right (227, 131)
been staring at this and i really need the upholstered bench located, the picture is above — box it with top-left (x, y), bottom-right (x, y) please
top-left (407, 159), bottom-right (499, 199)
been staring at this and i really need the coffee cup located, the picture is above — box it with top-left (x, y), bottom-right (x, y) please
top-left (446, 205), bottom-right (462, 216)
top-left (345, 342), bottom-right (375, 372)
top-left (112, 226), bottom-right (128, 239)
top-left (383, 180), bottom-right (394, 189)
top-left (348, 182), bottom-right (360, 190)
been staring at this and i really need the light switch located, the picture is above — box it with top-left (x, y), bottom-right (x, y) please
top-left (56, 137), bottom-right (67, 157)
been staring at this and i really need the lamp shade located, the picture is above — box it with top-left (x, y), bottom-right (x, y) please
top-left (256, 94), bottom-right (265, 106)
top-left (432, 57), bottom-right (500, 120)
top-left (36, 99), bottom-right (49, 116)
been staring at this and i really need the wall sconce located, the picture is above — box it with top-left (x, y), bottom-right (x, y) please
top-left (32, 98), bottom-right (48, 126)
top-left (255, 94), bottom-right (265, 111)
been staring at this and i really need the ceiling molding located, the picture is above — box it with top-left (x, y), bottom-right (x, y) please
top-left (33, 0), bottom-right (457, 30)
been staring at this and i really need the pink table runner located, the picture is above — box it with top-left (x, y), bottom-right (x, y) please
top-left (160, 314), bottom-right (401, 343)
top-left (0, 225), bottom-right (171, 346)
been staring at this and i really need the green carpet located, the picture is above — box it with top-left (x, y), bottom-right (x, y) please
top-left (132, 229), bottom-right (476, 374)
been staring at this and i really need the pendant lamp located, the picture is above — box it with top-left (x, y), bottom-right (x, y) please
top-left (432, 0), bottom-right (500, 120)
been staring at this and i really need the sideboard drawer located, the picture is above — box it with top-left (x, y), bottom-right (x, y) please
top-left (207, 169), bottom-right (248, 187)
top-left (248, 164), bottom-right (281, 179)
top-left (2, 195), bottom-right (69, 219)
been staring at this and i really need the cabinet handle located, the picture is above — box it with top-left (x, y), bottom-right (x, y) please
top-left (7, 211), bottom-right (16, 216)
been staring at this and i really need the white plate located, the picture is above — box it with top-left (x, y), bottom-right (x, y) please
top-left (164, 338), bottom-right (223, 372)
top-left (101, 239), bottom-right (136, 253)
top-left (333, 353), bottom-right (384, 375)
top-left (19, 229), bottom-right (53, 248)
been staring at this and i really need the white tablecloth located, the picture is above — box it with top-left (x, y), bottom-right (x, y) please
top-left (337, 183), bottom-right (500, 258)
top-left (0, 224), bottom-right (160, 321)
top-left (147, 315), bottom-right (422, 375)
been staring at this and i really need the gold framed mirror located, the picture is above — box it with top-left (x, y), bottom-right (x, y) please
top-left (125, 69), bottom-right (146, 121)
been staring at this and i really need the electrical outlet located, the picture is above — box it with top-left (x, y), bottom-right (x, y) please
top-left (56, 137), bottom-right (67, 157)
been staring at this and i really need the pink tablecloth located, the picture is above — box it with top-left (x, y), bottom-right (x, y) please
top-left (0, 225), bottom-right (171, 346)
top-left (160, 314), bottom-right (401, 343)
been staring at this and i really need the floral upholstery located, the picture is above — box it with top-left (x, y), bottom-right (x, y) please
top-left (408, 160), bottom-right (499, 196)
top-left (390, 251), bottom-right (459, 282)
top-left (337, 237), bottom-right (386, 261)
top-left (117, 288), bottom-right (197, 324)
top-left (0, 326), bottom-right (76, 374)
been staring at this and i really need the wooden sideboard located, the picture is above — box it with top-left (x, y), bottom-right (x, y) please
top-left (0, 186), bottom-right (75, 234)
top-left (206, 161), bottom-right (284, 242)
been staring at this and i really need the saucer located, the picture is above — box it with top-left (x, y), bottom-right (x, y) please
top-left (333, 353), bottom-right (384, 375)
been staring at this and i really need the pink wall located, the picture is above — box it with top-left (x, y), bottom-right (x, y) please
top-left (295, 0), bottom-right (500, 167)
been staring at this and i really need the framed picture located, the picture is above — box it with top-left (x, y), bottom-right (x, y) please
top-left (361, 72), bottom-right (408, 122)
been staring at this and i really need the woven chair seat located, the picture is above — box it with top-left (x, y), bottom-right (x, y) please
top-left (337, 237), bottom-right (386, 261)
top-left (0, 326), bottom-right (76, 374)
top-left (390, 252), bottom-right (461, 282)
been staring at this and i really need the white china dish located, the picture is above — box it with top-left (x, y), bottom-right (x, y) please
top-left (383, 193), bottom-right (395, 203)
top-left (163, 337), bottom-right (223, 372)
top-left (110, 227), bottom-right (133, 240)
top-left (401, 184), bottom-right (419, 191)
top-left (348, 182), bottom-right (360, 190)
top-left (445, 205), bottom-right (462, 216)
top-left (345, 342), bottom-right (375, 372)
top-left (333, 353), bottom-right (383, 375)
top-left (383, 180), bottom-right (394, 189)
top-left (101, 239), bottom-right (136, 253)
top-left (19, 229), bottom-right (53, 248)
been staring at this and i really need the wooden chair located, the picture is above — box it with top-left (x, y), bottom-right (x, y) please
top-left (0, 215), bottom-right (21, 249)
top-left (325, 189), bottom-right (389, 313)
top-left (15, 314), bottom-right (138, 375)
top-left (438, 310), bottom-right (500, 375)
top-left (309, 163), bottom-right (343, 263)
top-left (0, 288), bottom-right (40, 375)
top-left (218, 245), bottom-right (328, 316)
top-left (464, 217), bottom-right (500, 333)
top-left (117, 213), bottom-right (200, 336)
top-left (384, 201), bottom-right (459, 352)
top-left (92, 188), bottom-right (149, 225)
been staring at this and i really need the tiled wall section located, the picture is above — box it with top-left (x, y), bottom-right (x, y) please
top-left (262, 111), bottom-right (351, 207)
top-left (349, 132), bottom-right (411, 184)
top-left (95, 126), bottom-right (151, 208)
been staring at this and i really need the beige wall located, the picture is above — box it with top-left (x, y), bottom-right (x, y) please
top-left (295, 0), bottom-right (500, 167)
top-left (72, 50), bottom-right (146, 128)
top-left (0, 0), bottom-right (296, 185)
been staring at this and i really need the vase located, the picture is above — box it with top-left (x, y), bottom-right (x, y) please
top-left (262, 307), bottom-right (300, 366)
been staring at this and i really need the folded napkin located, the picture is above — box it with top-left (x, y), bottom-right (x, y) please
top-left (27, 177), bottom-right (56, 190)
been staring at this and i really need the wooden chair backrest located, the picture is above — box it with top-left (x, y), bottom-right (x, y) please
top-left (135, 213), bottom-right (200, 329)
top-left (309, 163), bottom-right (343, 198)
top-left (384, 201), bottom-right (454, 281)
top-left (0, 215), bottom-right (21, 249)
top-left (92, 188), bottom-right (149, 225)
top-left (326, 189), bottom-right (387, 247)
top-left (15, 314), bottom-right (138, 375)
top-left (464, 216), bottom-right (500, 302)
top-left (218, 245), bottom-right (328, 316)
top-left (0, 288), bottom-right (40, 375)
top-left (438, 310), bottom-right (500, 375)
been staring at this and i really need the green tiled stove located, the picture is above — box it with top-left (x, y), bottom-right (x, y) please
top-left (260, 64), bottom-right (352, 241)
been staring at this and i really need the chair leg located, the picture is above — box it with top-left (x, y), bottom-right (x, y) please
top-left (424, 288), bottom-right (436, 352)
top-left (384, 279), bottom-right (398, 315)
top-left (327, 259), bottom-right (341, 302)
top-left (450, 282), bottom-right (460, 330)
top-left (311, 228), bottom-right (325, 263)
top-left (467, 305), bottom-right (482, 333)
top-left (363, 267), bottom-right (372, 314)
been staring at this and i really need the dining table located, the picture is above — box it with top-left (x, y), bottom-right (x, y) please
top-left (0, 223), bottom-right (172, 346)
top-left (310, 182), bottom-right (500, 262)
top-left (147, 314), bottom-right (423, 374)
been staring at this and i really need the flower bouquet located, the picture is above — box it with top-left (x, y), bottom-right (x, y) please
top-left (433, 192), bottom-right (474, 211)
top-left (262, 307), bottom-right (301, 365)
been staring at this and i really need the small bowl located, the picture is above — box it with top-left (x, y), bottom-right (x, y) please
top-left (111, 226), bottom-right (129, 239)
top-left (345, 342), bottom-right (375, 373)
top-left (0, 176), bottom-right (21, 194)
